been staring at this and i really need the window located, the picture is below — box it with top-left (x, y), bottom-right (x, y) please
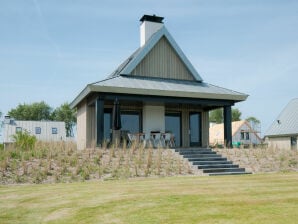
top-left (246, 132), bottom-right (250, 140)
top-left (104, 111), bottom-right (112, 141)
top-left (291, 137), bottom-right (297, 149)
top-left (52, 127), bottom-right (58, 134)
top-left (165, 112), bottom-right (182, 147)
top-left (121, 111), bottom-right (141, 134)
top-left (35, 127), bottom-right (41, 134)
top-left (16, 127), bottom-right (22, 132)
top-left (240, 131), bottom-right (245, 140)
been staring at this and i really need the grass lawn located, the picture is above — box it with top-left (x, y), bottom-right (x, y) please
top-left (0, 173), bottom-right (298, 224)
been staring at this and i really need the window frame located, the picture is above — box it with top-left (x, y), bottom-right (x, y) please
top-left (35, 127), bottom-right (41, 135)
top-left (52, 127), bottom-right (58, 135)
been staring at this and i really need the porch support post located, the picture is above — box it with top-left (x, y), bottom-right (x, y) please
top-left (223, 105), bottom-right (232, 148)
top-left (96, 97), bottom-right (104, 146)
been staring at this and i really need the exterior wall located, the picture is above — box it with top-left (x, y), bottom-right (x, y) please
top-left (267, 136), bottom-right (296, 150)
top-left (201, 111), bottom-right (209, 148)
top-left (77, 100), bottom-right (88, 150)
top-left (3, 120), bottom-right (66, 143)
top-left (143, 105), bottom-right (165, 133)
top-left (233, 123), bottom-right (261, 145)
top-left (87, 105), bottom-right (96, 148)
top-left (140, 21), bottom-right (163, 47)
top-left (181, 110), bottom-right (189, 147)
top-left (132, 37), bottom-right (195, 81)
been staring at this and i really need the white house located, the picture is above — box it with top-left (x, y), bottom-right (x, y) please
top-left (3, 116), bottom-right (66, 145)
top-left (209, 120), bottom-right (262, 147)
top-left (265, 98), bottom-right (298, 150)
top-left (70, 15), bottom-right (248, 150)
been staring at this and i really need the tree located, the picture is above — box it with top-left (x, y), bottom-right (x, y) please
top-left (232, 108), bottom-right (242, 122)
top-left (209, 108), bottom-right (223, 123)
top-left (8, 101), bottom-right (52, 121)
top-left (52, 102), bottom-right (76, 137)
top-left (209, 107), bottom-right (242, 123)
top-left (246, 116), bottom-right (260, 124)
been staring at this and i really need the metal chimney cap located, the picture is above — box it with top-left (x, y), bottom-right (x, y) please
top-left (140, 14), bottom-right (164, 23)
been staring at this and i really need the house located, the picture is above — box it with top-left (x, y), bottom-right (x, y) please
top-left (209, 120), bottom-right (262, 147)
top-left (3, 116), bottom-right (66, 146)
top-left (70, 15), bottom-right (248, 150)
top-left (265, 98), bottom-right (298, 150)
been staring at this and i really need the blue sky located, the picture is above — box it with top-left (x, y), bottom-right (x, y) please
top-left (0, 0), bottom-right (298, 138)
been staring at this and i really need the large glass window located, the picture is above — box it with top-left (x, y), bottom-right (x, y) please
top-left (121, 111), bottom-right (141, 134)
top-left (189, 112), bottom-right (201, 146)
top-left (165, 112), bottom-right (181, 147)
top-left (104, 110), bottom-right (112, 141)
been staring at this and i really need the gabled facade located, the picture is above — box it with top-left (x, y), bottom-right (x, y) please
top-left (265, 98), bottom-right (298, 149)
top-left (71, 15), bottom-right (248, 150)
top-left (3, 116), bottom-right (66, 145)
top-left (209, 120), bottom-right (262, 147)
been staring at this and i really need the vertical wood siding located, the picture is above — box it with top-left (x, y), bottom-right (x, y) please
top-left (201, 111), bottom-right (209, 147)
top-left (131, 37), bottom-right (195, 81)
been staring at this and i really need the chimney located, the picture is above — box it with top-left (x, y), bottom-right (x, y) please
top-left (140, 14), bottom-right (164, 47)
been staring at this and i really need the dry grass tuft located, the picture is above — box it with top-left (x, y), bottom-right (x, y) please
top-left (0, 141), bottom-right (193, 184)
top-left (214, 146), bottom-right (298, 173)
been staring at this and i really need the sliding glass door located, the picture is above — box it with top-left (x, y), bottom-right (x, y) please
top-left (189, 112), bottom-right (201, 147)
top-left (165, 112), bottom-right (181, 147)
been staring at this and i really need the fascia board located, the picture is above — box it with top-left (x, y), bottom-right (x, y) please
top-left (70, 85), bottom-right (92, 109)
top-left (89, 85), bottom-right (247, 101)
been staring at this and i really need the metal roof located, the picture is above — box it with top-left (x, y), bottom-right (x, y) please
top-left (265, 98), bottom-right (298, 137)
top-left (70, 75), bottom-right (248, 108)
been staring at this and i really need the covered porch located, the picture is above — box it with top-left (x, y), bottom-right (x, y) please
top-left (77, 92), bottom-right (233, 149)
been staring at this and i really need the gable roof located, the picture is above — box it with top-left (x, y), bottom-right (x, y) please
top-left (265, 98), bottom-right (298, 137)
top-left (108, 26), bottom-right (203, 81)
top-left (209, 120), bottom-right (261, 144)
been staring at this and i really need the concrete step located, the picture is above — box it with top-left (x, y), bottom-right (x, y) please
top-left (182, 154), bottom-right (221, 158)
top-left (179, 151), bottom-right (217, 155)
top-left (175, 149), bottom-right (213, 153)
top-left (188, 157), bottom-right (227, 162)
top-left (175, 148), bottom-right (251, 176)
top-left (197, 164), bottom-right (239, 169)
top-left (202, 168), bottom-right (246, 174)
top-left (209, 172), bottom-right (252, 176)
top-left (192, 160), bottom-right (233, 165)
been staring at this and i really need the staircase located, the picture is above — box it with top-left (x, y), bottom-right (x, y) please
top-left (175, 148), bottom-right (251, 176)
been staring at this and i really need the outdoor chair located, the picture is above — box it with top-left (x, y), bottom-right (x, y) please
top-left (151, 131), bottom-right (162, 148)
top-left (162, 133), bottom-right (175, 148)
top-left (127, 133), bottom-right (137, 147)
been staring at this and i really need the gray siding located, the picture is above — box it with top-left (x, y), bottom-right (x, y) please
top-left (3, 120), bottom-right (66, 143)
top-left (131, 37), bottom-right (195, 81)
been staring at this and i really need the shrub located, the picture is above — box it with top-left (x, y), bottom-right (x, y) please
top-left (12, 130), bottom-right (37, 151)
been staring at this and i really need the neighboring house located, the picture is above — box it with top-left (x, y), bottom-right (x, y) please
top-left (209, 120), bottom-right (262, 147)
top-left (265, 98), bottom-right (298, 150)
top-left (70, 15), bottom-right (248, 150)
top-left (3, 116), bottom-right (66, 146)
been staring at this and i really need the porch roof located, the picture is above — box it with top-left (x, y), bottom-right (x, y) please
top-left (70, 75), bottom-right (248, 108)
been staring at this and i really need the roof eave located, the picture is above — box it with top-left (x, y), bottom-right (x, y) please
top-left (89, 85), bottom-right (248, 102)
top-left (70, 85), bottom-right (92, 109)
